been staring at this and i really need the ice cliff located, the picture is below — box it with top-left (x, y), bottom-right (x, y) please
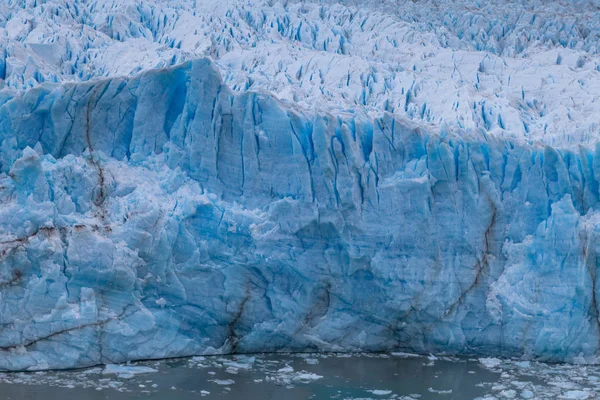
top-left (1, 0), bottom-right (600, 370)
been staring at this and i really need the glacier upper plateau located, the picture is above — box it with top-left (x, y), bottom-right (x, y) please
top-left (0, 0), bottom-right (600, 371)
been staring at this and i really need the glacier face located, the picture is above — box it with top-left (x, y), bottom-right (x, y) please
top-left (1, 0), bottom-right (600, 371)
top-left (2, 59), bottom-right (600, 370)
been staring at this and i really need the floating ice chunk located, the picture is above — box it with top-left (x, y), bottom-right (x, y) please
top-left (212, 379), bottom-right (235, 385)
top-left (291, 373), bottom-right (323, 383)
top-left (368, 389), bottom-right (393, 395)
top-left (499, 389), bottom-right (517, 398)
top-left (102, 364), bottom-right (158, 379)
top-left (560, 391), bottom-right (593, 399)
top-left (223, 357), bottom-right (255, 370)
top-left (391, 352), bottom-right (420, 358)
top-left (428, 387), bottom-right (453, 394)
top-left (480, 358), bottom-right (503, 369)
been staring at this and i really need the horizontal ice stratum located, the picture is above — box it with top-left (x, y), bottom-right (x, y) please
top-left (1, 0), bottom-right (600, 370)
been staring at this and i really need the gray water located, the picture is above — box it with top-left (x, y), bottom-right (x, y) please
top-left (0, 353), bottom-right (598, 399)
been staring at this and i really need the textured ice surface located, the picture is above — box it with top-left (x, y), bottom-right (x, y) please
top-left (2, 0), bottom-right (600, 145)
top-left (0, 0), bottom-right (600, 371)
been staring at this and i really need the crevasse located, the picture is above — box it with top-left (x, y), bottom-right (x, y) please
top-left (0, 59), bottom-right (599, 370)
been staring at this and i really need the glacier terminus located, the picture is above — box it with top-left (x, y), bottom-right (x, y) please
top-left (1, 0), bottom-right (600, 371)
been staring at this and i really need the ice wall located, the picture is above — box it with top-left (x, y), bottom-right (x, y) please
top-left (0, 59), bottom-right (600, 370)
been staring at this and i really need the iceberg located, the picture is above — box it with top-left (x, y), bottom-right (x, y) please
top-left (0, 0), bottom-right (599, 371)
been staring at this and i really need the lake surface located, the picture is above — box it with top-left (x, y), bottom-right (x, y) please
top-left (0, 353), bottom-right (598, 399)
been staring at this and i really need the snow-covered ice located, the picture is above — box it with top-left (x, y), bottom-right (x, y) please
top-left (2, 0), bottom-right (600, 145)
top-left (0, 0), bottom-right (600, 371)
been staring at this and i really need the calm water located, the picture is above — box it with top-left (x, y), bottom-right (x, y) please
top-left (0, 353), bottom-right (598, 399)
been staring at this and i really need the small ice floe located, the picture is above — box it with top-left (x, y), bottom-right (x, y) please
top-left (514, 361), bottom-right (531, 369)
top-left (80, 367), bottom-right (104, 375)
top-left (479, 357), bottom-right (503, 369)
top-left (102, 364), bottom-right (158, 379)
top-left (368, 389), bottom-right (393, 395)
top-left (560, 390), bottom-right (593, 399)
top-left (391, 352), bottom-right (420, 358)
top-left (211, 379), bottom-right (235, 385)
top-left (222, 356), bottom-right (255, 374)
top-left (498, 389), bottom-right (517, 398)
top-left (550, 381), bottom-right (580, 390)
top-left (428, 387), bottom-right (452, 394)
top-left (520, 390), bottom-right (534, 399)
top-left (291, 372), bottom-right (323, 383)
top-left (265, 365), bottom-right (323, 385)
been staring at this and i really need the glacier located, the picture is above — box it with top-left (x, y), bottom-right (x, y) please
top-left (0, 0), bottom-right (600, 371)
